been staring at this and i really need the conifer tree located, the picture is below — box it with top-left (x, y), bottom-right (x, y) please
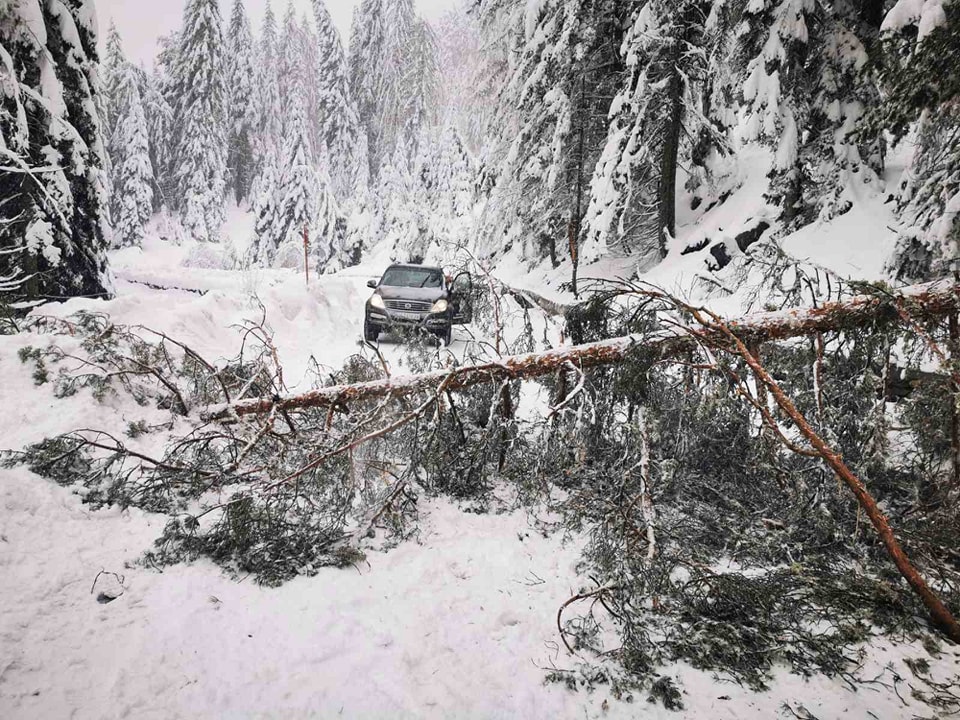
top-left (142, 69), bottom-right (174, 211)
top-left (170, 0), bottom-right (228, 242)
top-left (735, 0), bottom-right (883, 229)
top-left (583, 0), bottom-right (716, 263)
top-left (225, 0), bottom-right (258, 205)
top-left (312, 0), bottom-right (362, 199)
top-left (878, 0), bottom-right (960, 280)
top-left (252, 0), bottom-right (283, 203)
top-left (0, 0), bottom-right (111, 301)
top-left (312, 182), bottom-right (349, 274)
top-left (476, 0), bottom-right (625, 265)
top-left (112, 62), bottom-right (155, 248)
top-left (349, 0), bottom-right (439, 178)
top-left (101, 22), bottom-right (126, 154)
top-left (278, 2), bottom-right (304, 128)
top-left (253, 76), bottom-right (317, 268)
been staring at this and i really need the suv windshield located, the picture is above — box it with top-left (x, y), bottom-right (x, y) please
top-left (380, 267), bottom-right (443, 289)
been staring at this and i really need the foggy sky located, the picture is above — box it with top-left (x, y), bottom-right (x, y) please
top-left (95, 0), bottom-right (451, 67)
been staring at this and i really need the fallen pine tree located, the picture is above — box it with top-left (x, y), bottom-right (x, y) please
top-left (7, 277), bottom-right (960, 688)
top-left (198, 278), bottom-right (960, 644)
top-left (205, 279), bottom-right (960, 420)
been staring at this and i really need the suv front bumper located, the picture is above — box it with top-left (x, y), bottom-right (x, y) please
top-left (366, 308), bottom-right (451, 333)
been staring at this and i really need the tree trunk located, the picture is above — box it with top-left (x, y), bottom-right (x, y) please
top-left (657, 40), bottom-right (683, 259)
top-left (950, 313), bottom-right (960, 494)
top-left (204, 280), bottom-right (960, 420)
top-left (724, 322), bottom-right (960, 643)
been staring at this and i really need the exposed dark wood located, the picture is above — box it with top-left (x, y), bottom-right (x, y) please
top-left (658, 37), bottom-right (683, 258)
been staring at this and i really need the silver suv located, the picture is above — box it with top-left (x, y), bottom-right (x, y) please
top-left (364, 264), bottom-right (473, 346)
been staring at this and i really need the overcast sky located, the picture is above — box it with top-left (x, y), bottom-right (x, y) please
top-left (95, 0), bottom-right (449, 67)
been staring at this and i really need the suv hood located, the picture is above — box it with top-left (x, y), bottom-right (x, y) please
top-left (377, 285), bottom-right (447, 302)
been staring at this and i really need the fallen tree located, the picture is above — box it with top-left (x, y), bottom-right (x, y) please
top-left (199, 278), bottom-right (960, 644)
top-left (205, 279), bottom-right (960, 420)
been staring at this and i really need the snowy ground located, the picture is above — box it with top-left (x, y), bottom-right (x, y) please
top-left (2, 216), bottom-right (959, 719)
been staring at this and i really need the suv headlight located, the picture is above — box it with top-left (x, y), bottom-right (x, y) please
top-left (370, 294), bottom-right (385, 310)
top-left (431, 299), bottom-right (449, 313)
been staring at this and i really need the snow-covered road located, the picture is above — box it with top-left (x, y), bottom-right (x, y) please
top-left (2, 239), bottom-right (957, 719)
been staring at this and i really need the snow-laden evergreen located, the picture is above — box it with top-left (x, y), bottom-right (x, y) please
top-left (584, 1), bottom-right (720, 265)
top-left (880, 0), bottom-right (960, 280)
top-left (225, 0), bottom-right (258, 205)
top-left (311, 0), bottom-right (362, 200)
top-left (170, 0), bottom-right (228, 242)
top-left (112, 62), bottom-right (154, 248)
top-left (349, 0), bottom-right (440, 179)
top-left (101, 22), bottom-right (125, 154)
top-left (476, 0), bottom-right (624, 266)
top-left (0, 0), bottom-right (111, 302)
top-left (251, 0), bottom-right (282, 204)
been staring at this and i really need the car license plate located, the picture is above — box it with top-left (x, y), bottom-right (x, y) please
top-left (393, 311), bottom-right (421, 321)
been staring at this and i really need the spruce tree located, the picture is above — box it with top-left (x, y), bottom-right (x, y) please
top-left (254, 77), bottom-right (317, 268)
top-left (735, 0), bottom-right (883, 229)
top-left (583, 0), bottom-right (717, 263)
top-left (878, 0), bottom-right (960, 280)
top-left (312, 0), bottom-right (362, 199)
top-left (225, 0), bottom-right (258, 205)
top-left (101, 22), bottom-right (126, 155)
top-left (112, 62), bottom-right (155, 248)
top-left (312, 181), bottom-right (349, 274)
top-left (143, 69), bottom-right (174, 211)
top-left (476, 0), bottom-right (625, 266)
top-left (251, 0), bottom-right (283, 203)
top-left (0, 0), bottom-right (111, 302)
top-left (349, 0), bottom-right (439, 178)
top-left (170, 0), bottom-right (228, 242)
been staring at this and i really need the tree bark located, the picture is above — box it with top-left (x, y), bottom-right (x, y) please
top-left (950, 312), bottom-right (960, 494)
top-left (204, 280), bottom-right (960, 420)
top-left (657, 40), bottom-right (683, 258)
top-left (716, 317), bottom-right (960, 643)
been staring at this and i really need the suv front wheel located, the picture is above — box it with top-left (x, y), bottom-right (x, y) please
top-left (438, 325), bottom-right (452, 347)
top-left (363, 320), bottom-right (379, 343)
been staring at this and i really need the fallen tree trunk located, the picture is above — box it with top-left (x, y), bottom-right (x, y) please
top-left (204, 280), bottom-right (960, 420)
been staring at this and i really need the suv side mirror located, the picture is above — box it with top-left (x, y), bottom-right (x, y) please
top-left (366, 279), bottom-right (378, 289)
top-left (450, 272), bottom-right (472, 296)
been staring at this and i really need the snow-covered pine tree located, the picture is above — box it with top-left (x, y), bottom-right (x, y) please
top-left (735, 0), bottom-right (884, 230)
top-left (583, 1), bottom-right (718, 265)
top-left (411, 126), bottom-right (476, 254)
top-left (378, 139), bottom-right (427, 262)
top-left (297, 15), bottom-right (324, 168)
top-left (0, 0), bottom-right (112, 303)
top-left (348, 0), bottom-right (439, 179)
top-left (170, 0), bottom-right (228, 242)
top-left (476, 0), bottom-right (625, 266)
top-left (878, 0), bottom-right (960, 280)
top-left (142, 68), bottom-right (173, 212)
top-left (399, 14), bottom-right (440, 162)
top-left (277, 2), bottom-right (302, 128)
top-left (311, 176), bottom-right (350, 275)
top-left (312, 0), bottom-right (362, 200)
top-left (112, 61), bottom-right (155, 248)
top-left (253, 75), bottom-right (318, 268)
top-left (435, 3), bottom-right (487, 153)
top-left (101, 22), bottom-right (125, 153)
top-left (251, 0), bottom-right (282, 203)
top-left (225, 0), bottom-right (258, 205)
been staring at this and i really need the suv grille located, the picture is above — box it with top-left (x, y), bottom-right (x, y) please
top-left (385, 299), bottom-right (432, 312)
